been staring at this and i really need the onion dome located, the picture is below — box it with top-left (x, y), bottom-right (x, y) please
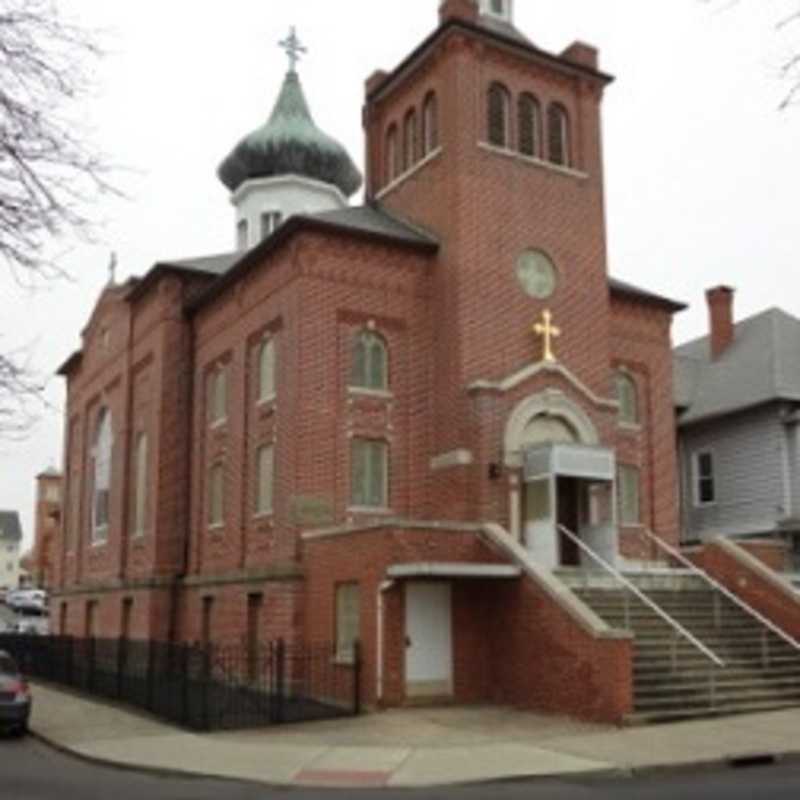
top-left (218, 67), bottom-right (363, 198)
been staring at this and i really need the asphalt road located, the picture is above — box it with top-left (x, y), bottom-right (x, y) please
top-left (2, 738), bottom-right (800, 800)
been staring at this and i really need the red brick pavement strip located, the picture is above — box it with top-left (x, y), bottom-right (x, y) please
top-left (293, 769), bottom-right (393, 788)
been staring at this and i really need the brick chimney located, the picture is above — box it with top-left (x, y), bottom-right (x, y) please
top-left (439, 0), bottom-right (478, 24)
top-left (706, 286), bottom-right (735, 359)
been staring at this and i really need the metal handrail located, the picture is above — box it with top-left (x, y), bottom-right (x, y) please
top-left (642, 529), bottom-right (800, 654)
top-left (557, 525), bottom-right (725, 668)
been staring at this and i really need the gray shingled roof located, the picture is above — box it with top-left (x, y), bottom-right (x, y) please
top-left (308, 206), bottom-right (439, 247)
top-left (675, 307), bottom-right (800, 425)
top-left (159, 252), bottom-right (240, 276)
top-left (608, 277), bottom-right (686, 311)
top-left (0, 511), bottom-right (22, 543)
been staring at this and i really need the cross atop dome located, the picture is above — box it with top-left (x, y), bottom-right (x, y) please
top-left (279, 26), bottom-right (307, 73)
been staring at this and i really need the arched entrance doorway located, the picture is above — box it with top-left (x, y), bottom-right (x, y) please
top-left (505, 392), bottom-right (617, 570)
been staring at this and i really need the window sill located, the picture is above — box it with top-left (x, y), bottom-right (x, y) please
top-left (208, 523), bottom-right (225, 534)
top-left (375, 146), bottom-right (443, 200)
top-left (332, 653), bottom-right (356, 667)
top-left (617, 422), bottom-right (642, 434)
top-left (348, 506), bottom-right (393, 516)
top-left (253, 511), bottom-right (274, 522)
top-left (348, 387), bottom-right (393, 401)
top-left (257, 394), bottom-right (277, 409)
top-left (210, 419), bottom-right (228, 431)
top-left (477, 141), bottom-right (589, 180)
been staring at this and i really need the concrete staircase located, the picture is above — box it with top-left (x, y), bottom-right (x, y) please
top-left (561, 570), bottom-right (800, 724)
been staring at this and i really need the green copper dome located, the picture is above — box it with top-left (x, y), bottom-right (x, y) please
top-left (218, 70), bottom-right (363, 198)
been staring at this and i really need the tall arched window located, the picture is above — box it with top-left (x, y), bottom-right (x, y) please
top-left (518, 93), bottom-right (542, 158)
top-left (403, 109), bottom-right (418, 172)
top-left (256, 444), bottom-right (275, 516)
top-left (422, 92), bottom-right (439, 156)
top-left (258, 338), bottom-right (276, 402)
top-left (615, 371), bottom-right (639, 426)
top-left (92, 409), bottom-right (112, 544)
top-left (385, 124), bottom-right (399, 184)
top-left (487, 82), bottom-right (511, 148)
top-left (132, 432), bottom-right (148, 537)
top-left (351, 331), bottom-right (388, 391)
top-left (547, 103), bottom-right (571, 167)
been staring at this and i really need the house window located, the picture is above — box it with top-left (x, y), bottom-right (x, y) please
top-left (208, 366), bottom-right (227, 425)
top-left (548, 103), bottom-right (571, 167)
top-left (385, 124), bottom-right (399, 183)
top-left (693, 451), bottom-right (716, 506)
top-left (131, 433), bottom-right (148, 537)
top-left (618, 465), bottom-right (641, 525)
top-left (518, 93), bottom-right (542, 158)
top-left (256, 445), bottom-right (274, 516)
top-left (403, 108), bottom-right (418, 172)
top-left (488, 83), bottom-right (511, 148)
top-left (351, 439), bottom-right (388, 509)
top-left (237, 219), bottom-right (249, 250)
top-left (335, 583), bottom-right (360, 663)
top-left (44, 485), bottom-right (61, 502)
top-left (208, 463), bottom-right (225, 528)
top-left (257, 338), bottom-right (276, 402)
top-left (351, 331), bottom-right (388, 391)
top-left (422, 92), bottom-right (439, 155)
top-left (92, 409), bottom-right (112, 545)
top-left (260, 211), bottom-right (282, 239)
top-left (615, 371), bottom-right (639, 426)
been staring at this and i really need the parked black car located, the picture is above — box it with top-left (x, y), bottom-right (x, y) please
top-left (0, 651), bottom-right (31, 736)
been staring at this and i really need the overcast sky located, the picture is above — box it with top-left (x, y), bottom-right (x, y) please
top-left (1, 0), bottom-right (798, 549)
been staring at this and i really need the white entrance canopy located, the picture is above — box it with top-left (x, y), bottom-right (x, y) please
top-left (524, 443), bottom-right (616, 482)
top-left (387, 563), bottom-right (522, 579)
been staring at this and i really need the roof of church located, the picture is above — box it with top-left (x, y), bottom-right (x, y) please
top-left (217, 69), bottom-right (363, 198)
top-left (477, 14), bottom-right (533, 46)
top-left (608, 277), bottom-right (687, 313)
top-left (0, 511), bottom-right (22, 543)
top-left (674, 307), bottom-right (800, 425)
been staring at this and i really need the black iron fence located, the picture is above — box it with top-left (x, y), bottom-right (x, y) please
top-left (0, 635), bottom-right (361, 731)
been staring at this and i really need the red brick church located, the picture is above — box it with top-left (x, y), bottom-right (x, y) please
top-left (54, 0), bottom-right (772, 725)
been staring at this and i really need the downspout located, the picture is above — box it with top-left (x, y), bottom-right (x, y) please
top-left (376, 579), bottom-right (395, 704)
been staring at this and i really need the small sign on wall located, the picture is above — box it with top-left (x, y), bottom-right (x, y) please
top-left (289, 495), bottom-right (335, 528)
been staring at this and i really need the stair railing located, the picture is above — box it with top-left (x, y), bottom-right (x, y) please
top-left (558, 525), bottom-right (725, 670)
top-left (642, 529), bottom-right (800, 665)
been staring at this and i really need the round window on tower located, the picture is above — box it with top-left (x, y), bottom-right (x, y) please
top-left (516, 250), bottom-right (558, 300)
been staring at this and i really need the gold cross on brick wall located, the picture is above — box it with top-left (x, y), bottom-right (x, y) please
top-left (533, 309), bottom-right (561, 363)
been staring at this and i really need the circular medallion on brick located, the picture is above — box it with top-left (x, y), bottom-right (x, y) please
top-left (516, 250), bottom-right (557, 299)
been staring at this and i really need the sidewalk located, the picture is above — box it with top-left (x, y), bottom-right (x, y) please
top-left (29, 682), bottom-right (800, 788)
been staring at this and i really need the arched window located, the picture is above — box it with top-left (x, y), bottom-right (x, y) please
top-left (615, 371), bottom-right (639, 425)
top-left (351, 331), bottom-right (388, 391)
top-left (258, 338), bottom-right (276, 403)
top-left (92, 409), bottom-right (112, 544)
top-left (547, 103), bottom-right (571, 167)
top-left (422, 92), bottom-right (439, 156)
top-left (208, 463), bottom-right (224, 528)
top-left (132, 433), bottom-right (148, 537)
top-left (403, 109), bottom-right (418, 172)
top-left (385, 124), bottom-right (399, 184)
top-left (518, 93), bottom-right (542, 158)
top-left (208, 365), bottom-right (227, 425)
top-left (487, 83), bottom-right (511, 148)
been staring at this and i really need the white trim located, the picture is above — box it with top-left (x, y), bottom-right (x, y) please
top-left (469, 360), bottom-right (618, 410)
top-left (348, 387), bottom-right (394, 401)
top-left (256, 394), bottom-right (277, 409)
top-left (430, 449), bottom-right (474, 471)
top-left (347, 506), bottom-right (394, 516)
top-left (387, 563), bottom-right (522, 579)
top-left (477, 141), bottom-right (589, 180)
top-left (231, 173), bottom-right (348, 208)
top-left (302, 518), bottom-right (485, 541)
top-left (375, 146), bottom-right (443, 200)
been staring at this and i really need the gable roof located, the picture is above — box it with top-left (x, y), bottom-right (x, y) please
top-left (675, 307), bottom-right (800, 425)
top-left (0, 512), bottom-right (22, 543)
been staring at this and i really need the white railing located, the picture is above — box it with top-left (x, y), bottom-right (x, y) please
top-left (558, 525), bottom-right (725, 669)
top-left (643, 529), bottom-right (800, 659)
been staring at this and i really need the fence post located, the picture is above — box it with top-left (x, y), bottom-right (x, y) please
top-left (353, 639), bottom-right (362, 716)
top-left (116, 637), bottom-right (126, 700)
top-left (275, 638), bottom-right (286, 724)
top-left (87, 637), bottom-right (96, 693)
top-left (146, 640), bottom-right (156, 712)
top-left (181, 643), bottom-right (191, 728)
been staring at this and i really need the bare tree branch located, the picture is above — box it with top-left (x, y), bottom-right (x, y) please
top-left (0, 0), bottom-right (116, 437)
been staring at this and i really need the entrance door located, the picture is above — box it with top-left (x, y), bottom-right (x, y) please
top-left (557, 477), bottom-right (581, 566)
top-left (405, 582), bottom-right (453, 699)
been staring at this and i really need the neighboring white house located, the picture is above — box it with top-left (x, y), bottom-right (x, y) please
top-left (0, 511), bottom-right (23, 591)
